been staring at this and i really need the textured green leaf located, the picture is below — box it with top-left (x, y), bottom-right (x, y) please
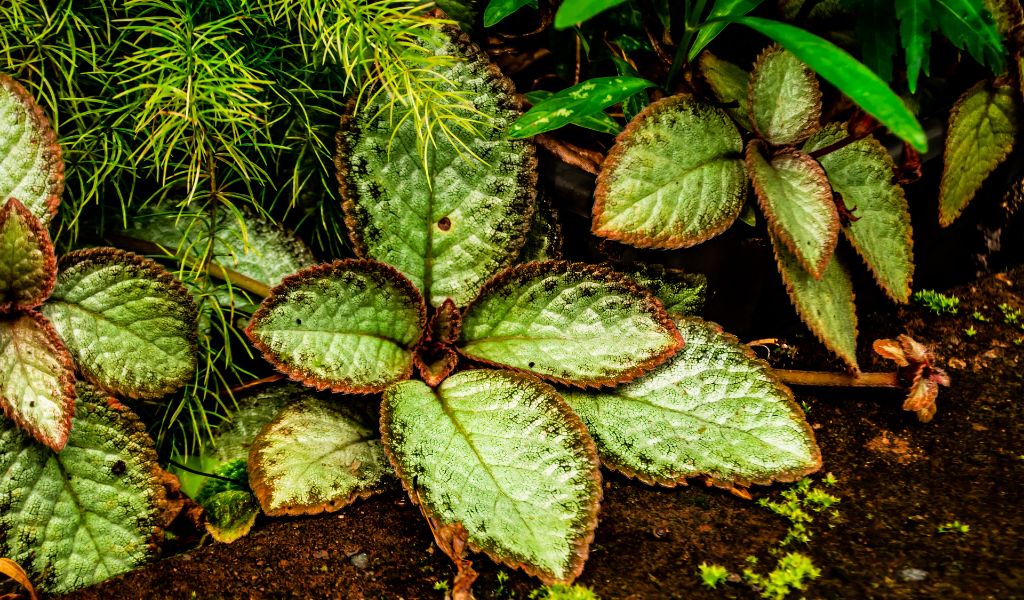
top-left (934, 0), bottom-right (1006, 74)
top-left (698, 52), bottom-right (753, 131)
top-left (554, 0), bottom-right (629, 28)
top-left (805, 123), bottom-right (914, 302)
top-left (592, 96), bottom-right (747, 249)
top-left (771, 232), bottom-right (859, 370)
top-left (523, 91), bottom-right (621, 135)
top-left (338, 33), bottom-right (536, 307)
top-left (517, 191), bottom-right (563, 263)
top-left (381, 370), bottom-right (601, 583)
top-left (0, 198), bottom-right (55, 312)
top-left (749, 46), bottom-right (822, 146)
top-left (895, 0), bottom-right (934, 93)
top-left (563, 317), bottom-right (821, 487)
top-left (0, 312), bottom-right (75, 451)
top-left (0, 385), bottom-right (171, 593)
top-left (618, 264), bottom-right (707, 317)
top-left (939, 80), bottom-right (1020, 226)
top-left (510, 77), bottom-right (655, 139)
top-left (41, 248), bottom-right (199, 399)
top-left (195, 459), bottom-right (259, 544)
top-left (689, 0), bottom-right (765, 61)
top-left (246, 260), bottom-right (426, 394)
top-left (249, 398), bottom-right (390, 516)
top-left (747, 141), bottom-right (838, 278)
top-left (459, 261), bottom-right (683, 387)
top-left (733, 16), bottom-right (929, 152)
top-left (0, 74), bottom-right (63, 224)
top-left (484, 0), bottom-right (537, 27)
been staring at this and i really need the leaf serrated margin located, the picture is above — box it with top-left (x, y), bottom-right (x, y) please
top-left (748, 45), bottom-right (823, 146)
top-left (0, 74), bottom-right (64, 224)
top-left (0, 198), bottom-right (56, 312)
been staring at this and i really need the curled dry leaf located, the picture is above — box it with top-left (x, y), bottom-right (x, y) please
top-left (873, 334), bottom-right (950, 422)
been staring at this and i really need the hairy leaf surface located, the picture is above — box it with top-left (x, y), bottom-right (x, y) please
top-left (381, 370), bottom-right (601, 583)
top-left (939, 80), bottom-right (1020, 226)
top-left (0, 312), bottom-right (75, 451)
top-left (41, 249), bottom-right (199, 398)
top-left (563, 317), bottom-right (820, 486)
top-left (459, 262), bottom-right (683, 387)
top-left (246, 260), bottom-right (426, 393)
top-left (805, 124), bottom-right (914, 301)
top-left (593, 96), bottom-right (747, 249)
top-left (747, 141), bottom-right (838, 278)
top-left (698, 52), bottom-right (753, 131)
top-left (249, 398), bottom-right (389, 516)
top-left (618, 264), bottom-right (707, 317)
top-left (771, 232), bottom-right (858, 370)
top-left (338, 33), bottom-right (536, 307)
top-left (0, 74), bottom-right (63, 224)
top-left (0, 198), bottom-right (55, 311)
top-left (749, 46), bottom-right (822, 145)
top-left (195, 460), bottom-right (258, 544)
top-left (0, 386), bottom-right (170, 593)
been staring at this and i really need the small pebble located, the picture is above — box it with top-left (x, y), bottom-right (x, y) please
top-left (350, 552), bottom-right (370, 569)
top-left (898, 568), bottom-right (928, 582)
top-left (652, 526), bottom-right (669, 539)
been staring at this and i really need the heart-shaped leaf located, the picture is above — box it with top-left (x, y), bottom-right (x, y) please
top-left (698, 52), bottom-right (753, 131)
top-left (939, 80), bottom-right (1020, 226)
top-left (248, 398), bottom-right (390, 516)
top-left (592, 95), bottom-right (747, 249)
top-left (459, 261), bottom-right (683, 387)
top-left (563, 317), bottom-right (821, 487)
top-left (194, 459), bottom-right (259, 544)
top-left (41, 248), bottom-right (199, 399)
top-left (805, 123), bottom-right (914, 302)
top-left (337, 32), bottom-right (537, 307)
top-left (246, 260), bottom-right (426, 394)
top-left (0, 311), bottom-right (75, 451)
top-left (618, 264), bottom-right (707, 318)
top-left (747, 141), bottom-right (839, 278)
top-left (0, 385), bottom-right (172, 593)
top-left (0, 198), bottom-right (56, 312)
top-left (770, 232), bottom-right (859, 370)
top-left (0, 75), bottom-right (63, 224)
top-left (381, 370), bottom-right (601, 583)
top-left (749, 46), bottom-right (822, 146)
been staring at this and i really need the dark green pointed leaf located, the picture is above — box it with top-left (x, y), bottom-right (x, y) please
top-left (934, 0), bottom-right (1006, 74)
top-left (0, 312), bottom-right (75, 451)
top-left (246, 260), bottom-right (426, 394)
top-left (698, 52), bottom-right (753, 131)
top-left (517, 191), bottom-right (563, 263)
top-left (939, 80), bottom-right (1020, 226)
top-left (249, 398), bottom-right (390, 516)
top-left (41, 248), bottom-right (199, 399)
top-left (771, 232), bottom-right (859, 370)
top-left (689, 0), bottom-right (765, 62)
top-left (609, 55), bottom-right (649, 122)
top-left (805, 123), bottom-right (914, 302)
top-left (484, 0), bottom-right (538, 27)
top-left (510, 77), bottom-right (655, 139)
top-left (381, 370), bottom-right (601, 583)
top-left (857, 0), bottom-right (898, 83)
top-left (593, 96), bottom-right (747, 249)
top-left (554, 0), bottom-right (629, 28)
top-left (749, 46), bottom-right (822, 146)
top-left (0, 74), bottom-right (63, 224)
top-left (732, 16), bottom-right (929, 152)
top-left (0, 385), bottom-right (172, 593)
top-left (0, 198), bottom-right (56, 312)
top-left (338, 34), bottom-right (537, 307)
top-left (895, 0), bottom-right (933, 93)
top-left (195, 459), bottom-right (259, 544)
top-left (459, 261), bottom-right (683, 387)
top-left (747, 141), bottom-right (838, 278)
top-left (563, 317), bottom-right (821, 487)
top-left (618, 264), bottom-right (707, 317)
top-left (523, 91), bottom-right (621, 135)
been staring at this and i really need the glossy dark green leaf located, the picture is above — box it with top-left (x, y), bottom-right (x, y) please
top-left (857, 0), bottom-right (898, 82)
top-left (895, 0), bottom-right (933, 93)
top-left (689, 0), bottom-right (764, 61)
top-left (509, 77), bottom-right (655, 138)
top-left (523, 91), bottom-right (622, 135)
top-left (554, 0), bottom-right (629, 29)
top-left (484, 0), bottom-right (538, 27)
top-left (935, 0), bottom-right (1006, 74)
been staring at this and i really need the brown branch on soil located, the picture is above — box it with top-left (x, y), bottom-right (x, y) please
top-left (774, 369), bottom-right (901, 388)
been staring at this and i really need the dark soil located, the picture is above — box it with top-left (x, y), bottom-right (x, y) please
top-left (57, 265), bottom-right (1024, 599)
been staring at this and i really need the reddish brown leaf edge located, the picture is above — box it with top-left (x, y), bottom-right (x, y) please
top-left (0, 198), bottom-right (57, 313)
top-left (0, 74), bottom-right (64, 222)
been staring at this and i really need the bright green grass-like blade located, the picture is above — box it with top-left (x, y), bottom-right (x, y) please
top-left (939, 80), bottom-right (1020, 226)
top-left (732, 16), bottom-right (928, 152)
top-left (689, 0), bottom-right (765, 62)
top-left (554, 0), bottom-right (629, 29)
top-left (0, 74), bottom-right (63, 224)
top-left (459, 261), bottom-right (683, 387)
top-left (246, 260), bottom-right (426, 394)
top-left (41, 248), bottom-right (199, 399)
top-left (510, 77), bottom-right (654, 138)
top-left (0, 385), bottom-right (171, 593)
top-left (805, 123), bottom-right (914, 302)
top-left (0, 312), bottom-right (75, 451)
top-left (381, 370), bottom-right (601, 583)
top-left (698, 52), bottom-right (753, 131)
top-left (0, 198), bottom-right (55, 312)
top-left (749, 46), bottom-right (822, 146)
top-left (248, 398), bottom-right (390, 516)
top-left (563, 317), bottom-right (820, 487)
top-left (592, 96), bottom-right (747, 249)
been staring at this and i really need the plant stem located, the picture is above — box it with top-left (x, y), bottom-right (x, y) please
top-left (775, 369), bottom-right (901, 388)
top-left (107, 234), bottom-right (272, 298)
top-left (166, 459), bottom-right (246, 485)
